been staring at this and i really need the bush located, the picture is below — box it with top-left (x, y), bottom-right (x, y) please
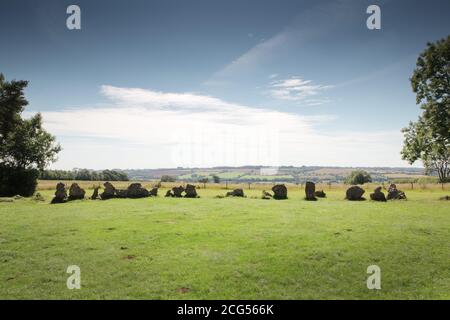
top-left (345, 170), bottom-right (372, 185)
top-left (0, 165), bottom-right (39, 197)
top-left (161, 175), bottom-right (176, 182)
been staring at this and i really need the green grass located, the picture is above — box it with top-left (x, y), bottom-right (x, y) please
top-left (0, 188), bottom-right (449, 299)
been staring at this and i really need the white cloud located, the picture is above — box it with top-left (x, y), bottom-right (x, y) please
top-left (268, 76), bottom-right (332, 105)
top-left (37, 85), bottom-right (409, 169)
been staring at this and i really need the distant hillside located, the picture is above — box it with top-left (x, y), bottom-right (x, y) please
top-left (122, 166), bottom-right (426, 183)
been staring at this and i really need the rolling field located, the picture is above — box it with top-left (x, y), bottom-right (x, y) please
top-left (0, 186), bottom-right (449, 299)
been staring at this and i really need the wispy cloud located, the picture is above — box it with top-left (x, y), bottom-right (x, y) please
top-left (36, 85), bottom-right (407, 169)
top-left (268, 76), bottom-right (333, 105)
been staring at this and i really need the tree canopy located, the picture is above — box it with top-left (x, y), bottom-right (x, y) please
top-left (0, 74), bottom-right (61, 171)
top-left (345, 170), bottom-right (372, 185)
top-left (401, 36), bottom-right (450, 182)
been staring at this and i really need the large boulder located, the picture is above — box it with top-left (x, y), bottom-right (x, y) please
top-left (305, 181), bottom-right (317, 201)
top-left (370, 186), bottom-right (386, 202)
top-left (184, 184), bottom-right (199, 198)
top-left (387, 184), bottom-right (407, 200)
top-left (272, 184), bottom-right (287, 200)
top-left (165, 190), bottom-right (173, 197)
top-left (315, 190), bottom-right (326, 198)
top-left (126, 183), bottom-right (149, 198)
top-left (149, 187), bottom-right (158, 196)
top-left (101, 182), bottom-right (116, 200)
top-left (91, 186), bottom-right (100, 200)
top-left (172, 186), bottom-right (185, 198)
top-left (51, 182), bottom-right (67, 204)
top-left (226, 188), bottom-right (245, 197)
top-left (116, 189), bottom-right (128, 198)
top-left (345, 186), bottom-right (365, 201)
top-left (68, 183), bottom-right (85, 200)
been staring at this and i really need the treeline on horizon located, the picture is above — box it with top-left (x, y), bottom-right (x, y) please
top-left (40, 169), bottom-right (129, 181)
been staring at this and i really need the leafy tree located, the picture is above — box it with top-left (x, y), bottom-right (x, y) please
top-left (212, 175), bottom-right (220, 183)
top-left (198, 177), bottom-right (209, 188)
top-left (160, 175), bottom-right (176, 182)
top-left (0, 74), bottom-right (61, 196)
top-left (345, 170), bottom-right (372, 185)
top-left (401, 36), bottom-right (450, 182)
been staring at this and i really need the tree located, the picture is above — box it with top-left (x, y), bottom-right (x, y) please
top-left (160, 175), bottom-right (176, 182)
top-left (212, 175), bottom-right (220, 183)
top-left (198, 177), bottom-right (208, 188)
top-left (401, 36), bottom-right (450, 182)
top-left (0, 74), bottom-right (61, 196)
top-left (345, 170), bottom-right (372, 185)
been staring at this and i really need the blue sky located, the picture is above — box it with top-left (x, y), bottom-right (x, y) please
top-left (1, 0), bottom-right (449, 169)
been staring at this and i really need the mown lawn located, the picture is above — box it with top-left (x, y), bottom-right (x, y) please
top-left (0, 188), bottom-right (449, 299)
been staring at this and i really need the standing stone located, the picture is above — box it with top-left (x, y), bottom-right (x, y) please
top-left (51, 182), bottom-right (67, 204)
top-left (91, 186), bottom-right (100, 200)
top-left (172, 186), bottom-right (185, 198)
top-left (305, 181), bottom-right (317, 201)
top-left (261, 190), bottom-right (272, 200)
top-left (315, 190), bottom-right (326, 198)
top-left (370, 186), bottom-right (387, 202)
top-left (116, 189), bottom-right (128, 198)
top-left (226, 189), bottom-right (245, 197)
top-left (149, 187), bottom-right (158, 196)
top-left (387, 184), bottom-right (407, 200)
top-left (101, 182), bottom-right (116, 200)
top-left (184, 184), bottom-right (199, 198)
top-left (272, 184), bottom-right (287, 200)
top-left (68, 183), bottom-right (85, 200)
top-left (165, 190), bottom-right (173, 197)
top-left (126, 183), bottom-right (149, 198)
top-left (345, 186), bottom-right (365, 201)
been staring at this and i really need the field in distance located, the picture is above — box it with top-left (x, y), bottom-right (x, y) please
top-left (1, 185), bottom-right (449, 299)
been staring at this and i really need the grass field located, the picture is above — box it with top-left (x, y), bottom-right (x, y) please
top-left (0, 186), bottom-right (449, 299)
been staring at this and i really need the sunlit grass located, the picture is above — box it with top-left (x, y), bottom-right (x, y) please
top-left (0, 187), bottom-right (449, 299)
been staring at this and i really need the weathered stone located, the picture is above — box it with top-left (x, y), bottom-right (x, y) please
top-left (315, 190), bottom-right (326, 198)
top-left (370, 186), bottom-right (387, 202)
top-left (116, 189), bottom-right (128, 198)
top-left (51, 182), bottom-right (67, 204)
top-left (272, 184), bottom-right (287, 200)
top-left (101, 182), bottom-right (116, 200)
top-left (126, 183), bottom-right (149, 198)
top-left (439, 195), bottom-right (450, 200)
top-left (261, 190), bottom-right (272, 200)
top-left (68, 183), bottom-right (85, 200)
top-left (149, 187), bottom-right (158, 196)
top-left (387, 184), bottom-right (407, 200)
top-left (226, 189), bottom-right (245, 197)
top-left (345, 186), bottom-right (365, 201)
top-left (305, 181), bottom-right (317, 201)
top-left (34, 192), bottom-right (45, 201)
top-left (184, 184), bottom-right (199, 198)
top-left (91, 186), bottom-right (100, 200)
top-left (165, 190), bottom-right (173, 197)
top-left (172, 186), bottom-right (185, 198)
